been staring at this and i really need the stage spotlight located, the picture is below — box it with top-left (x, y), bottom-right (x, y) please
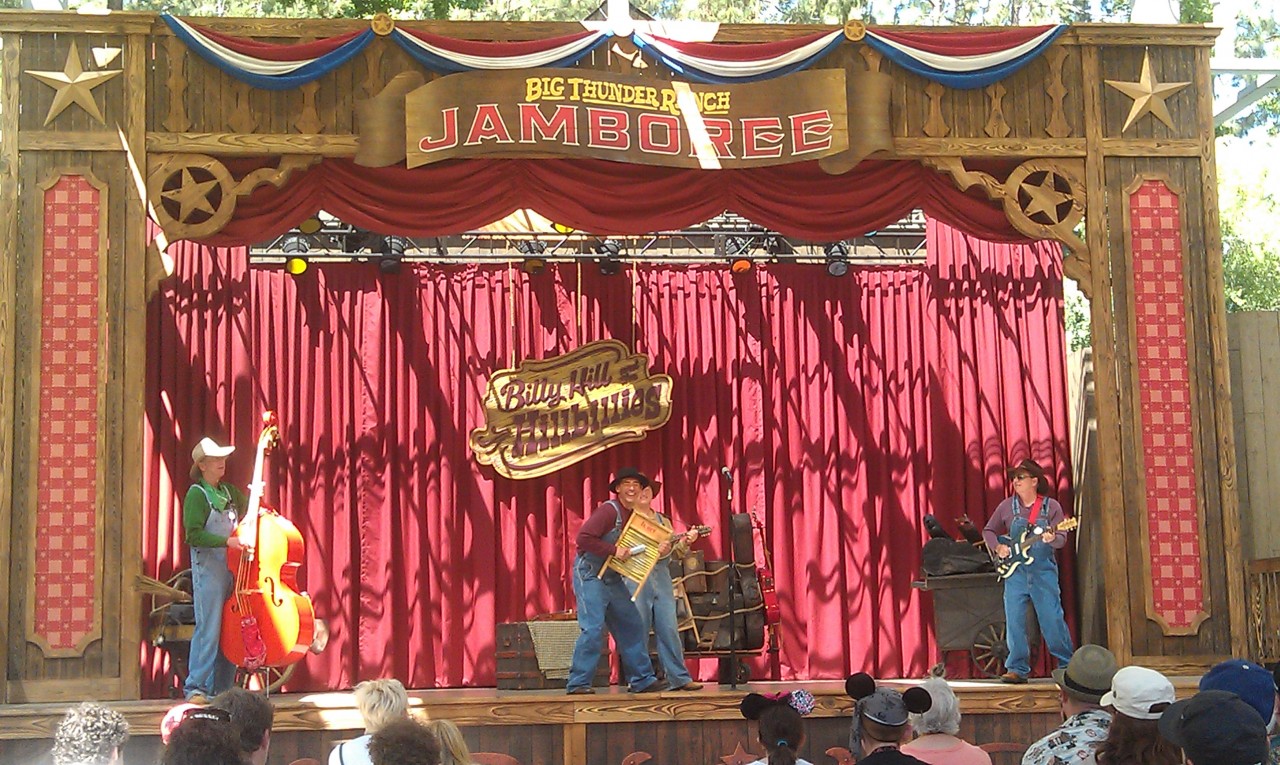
top-left (824, 241), bottom-right (850, 277)
top-left (522, 258), bottom-right (546, 275)
top-left (281, 234), bottom-right (309, 276)
top-left (595, 239), bottom-right (623, 276)
top-left (379, 235), bottom-right (409, 274)
top-left (730, 257), bottom-right (753, 274)
top-left (297, 216), bottom-right (323, 235)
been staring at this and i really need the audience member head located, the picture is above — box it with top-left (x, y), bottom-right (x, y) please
top-left (211, 688), bottom-right (274, 765)
top-left (911, 668), bottom-right (963, 736)
top-left (162, 707), bottom-right (245, 765)
top-left (1052, 644), bottom-right (1119, 715)
top-left (1199, 659), bottom-right (1279, 733)
top-left (741, 690), bottom-right (814, 765)
top-left (846, 673), bottom-right (932, 756)
top-left (160, 703), bottom-right (201, 745)
top-left (1095, 666), bottom-right (1179, 765)
top-left (425, 720), bottom-right (472, 765)
top-left (1159, 690), bottom-right (1269, 765)
top-left (52, 702), bottom-right (130, 765)
top-left (368, 718), bottom-right (441, 765)
top-left (354, 678), bottom-right (410, 734)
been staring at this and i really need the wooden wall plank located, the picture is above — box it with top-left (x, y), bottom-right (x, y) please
top-left (0, 31), bottom-right (23, 704)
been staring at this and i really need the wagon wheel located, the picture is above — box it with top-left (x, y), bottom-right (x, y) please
top-left (971, 621), bottom-right (1010, 677)
top-left (236, 663), bottom-right (296, 694)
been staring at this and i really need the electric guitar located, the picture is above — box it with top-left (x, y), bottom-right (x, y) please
top-left (748, 511), bottom-right (781, 627)
top-left (994, 517), bottom-right (1079, 580)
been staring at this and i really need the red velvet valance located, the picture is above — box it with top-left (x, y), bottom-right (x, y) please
top-left (202, 157), bottom-right (1027, 246)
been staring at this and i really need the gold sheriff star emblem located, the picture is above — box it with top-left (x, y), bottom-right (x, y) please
top-left (1104, 51), bottom-right (1190, 132)
top-left (26, 40), bottom-right (123, 127)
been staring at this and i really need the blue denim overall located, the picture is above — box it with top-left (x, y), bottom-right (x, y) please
top-left (625, 510), bottom-right (694, 688)
top-left (566, 501), bottom-right (659, 692)
top-left (184, 484), bottom-right (239, 699)
top-left (1003, 497), bottom-right (1075, 676)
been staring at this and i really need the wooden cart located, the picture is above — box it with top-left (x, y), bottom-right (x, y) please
top-left (913, 572), bottom-right (1039, 677)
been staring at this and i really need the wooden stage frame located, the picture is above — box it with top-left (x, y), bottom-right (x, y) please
top-left (0, 677), bottom-right (1208, 765)
top-left (0, 8), bottom-right (1249, 735)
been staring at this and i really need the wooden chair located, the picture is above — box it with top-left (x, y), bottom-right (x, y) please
top-left (471, 753), bottom-right (521, 765)
top-left (980, 741), bottom-right (1028, 765)
top-left (825, 746), bottom-right (855, 765)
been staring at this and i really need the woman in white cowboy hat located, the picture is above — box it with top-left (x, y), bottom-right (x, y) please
top-left (182, 436), bottom-right (247, 703)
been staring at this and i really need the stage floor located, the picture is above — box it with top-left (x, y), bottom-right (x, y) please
top-left (0, 677), bottom-right (1201, 765)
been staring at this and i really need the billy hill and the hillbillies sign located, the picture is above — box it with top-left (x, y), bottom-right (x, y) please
top-left (469, 340), bottom-right (673, 479)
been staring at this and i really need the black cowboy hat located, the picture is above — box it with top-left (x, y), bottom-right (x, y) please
top-left (1006, 458), bottom-right (1052, 495)
top-left (609, 467), bottom-right (652, 492)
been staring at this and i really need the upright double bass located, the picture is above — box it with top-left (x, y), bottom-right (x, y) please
top-left (220, 412), bottom-right (315, 671)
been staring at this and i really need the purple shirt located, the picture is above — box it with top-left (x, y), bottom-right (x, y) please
top-left (982, 495), bottom-right (1067, 550)
top-left (576, 499), bottom-right (634, 560)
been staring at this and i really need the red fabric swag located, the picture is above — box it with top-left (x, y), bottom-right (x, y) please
top-left (201, 158), bottom-right (1027, 246)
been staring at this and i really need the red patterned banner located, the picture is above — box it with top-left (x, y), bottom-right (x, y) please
top-left (32, 175), bottom-right (102, 656)
top-left (1128, 178), bottom-right (1207, 634)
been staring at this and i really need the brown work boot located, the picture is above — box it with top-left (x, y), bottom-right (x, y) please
top-left (566, 686), bottom-right (595, 695)
top-left (1000, 672), bottom-right (1028, 684)
top-left (672, 681), bottom-right (704, 691)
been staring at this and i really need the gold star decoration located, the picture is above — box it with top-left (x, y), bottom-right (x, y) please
top-left (1021, 173), bottom-right (1071, 222)
top-left (1104, 51), bottom-right (1190, 132)
top-left (25, 41), bottom-right (122, 127)
top-left (161, 168), bottom-right (220, 222)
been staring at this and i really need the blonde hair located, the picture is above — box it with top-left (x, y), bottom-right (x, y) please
top-left (425, 719), bottom-right (473, 765)
top-left (354, 679), bottom-right (409, 733)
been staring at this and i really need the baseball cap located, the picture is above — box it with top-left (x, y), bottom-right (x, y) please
top-left (1100, 666), bottom-right (1175, 720)
top-left (1159, 690), bottom-right (1269, 765)
top-left (1200, 659), bottom-right (1277, 724)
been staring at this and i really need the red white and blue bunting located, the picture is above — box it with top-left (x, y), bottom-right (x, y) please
top-left (390, 27), bottom-right (609, 73)
top-left (631, 29), bottom-right (845, 84)
top-left (161, 15), bottom-right (1065, 92)
top-left (863, 25), bottom-right (1066, 89)
top-left (161, 15), bottom-right (374, 91)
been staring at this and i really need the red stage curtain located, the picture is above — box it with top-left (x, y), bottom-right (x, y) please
top-left (202, 158), bottom-right (1027, 246)
top-left (142, 218), bottom-right (1072, 694)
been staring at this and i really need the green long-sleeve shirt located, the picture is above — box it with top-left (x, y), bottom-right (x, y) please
top-left (183, 480), bottom-right (249, 548)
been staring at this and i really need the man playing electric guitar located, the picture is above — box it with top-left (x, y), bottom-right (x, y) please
top-left (982, 458), bottom-right (1075, 685)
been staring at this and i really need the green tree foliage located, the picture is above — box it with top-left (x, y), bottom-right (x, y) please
top-left (1218, 137), bottom-right (1280, 311)
top-left (1219, 5), bottom-right (1280, 137)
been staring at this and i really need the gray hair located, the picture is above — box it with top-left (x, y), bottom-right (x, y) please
top-left (910, 676), bottom-right (961, 736)
top-left (354, 678), bottom-right (410, 733)
top-left (52, 702), bottom-right (129, 765)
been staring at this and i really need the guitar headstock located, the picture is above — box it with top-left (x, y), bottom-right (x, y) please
top-left (691, 524), bottom-right (712, 538)
top-left (259, 411), bottom-right (280, 452)
top-left (1059, 517), bottom-right (1079, 533)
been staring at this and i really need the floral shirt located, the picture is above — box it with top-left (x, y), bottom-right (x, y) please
top-left (1021, 709), bottom-right (1111, 765)
top-left (1269, 733), bottom-right (1279, 765)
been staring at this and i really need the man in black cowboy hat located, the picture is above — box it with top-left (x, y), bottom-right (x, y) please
top-left (565, 467), bottom-right (662, 695)
top-left (982, 458), bottom-right (1075, 684)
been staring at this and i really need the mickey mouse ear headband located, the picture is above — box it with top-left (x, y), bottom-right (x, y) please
top-left (741, 689), bottom-right (817, 719)
top-left (846, 672), bottom-right (933, 725)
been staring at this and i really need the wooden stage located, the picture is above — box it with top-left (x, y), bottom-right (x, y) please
top-left (0, 677), bottom-right (1201, 765)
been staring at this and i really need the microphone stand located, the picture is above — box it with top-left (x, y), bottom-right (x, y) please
top-left (721, 468), bottom-right (742, 690)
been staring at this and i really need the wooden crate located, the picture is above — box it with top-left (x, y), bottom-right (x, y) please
top-left (495, 622), bottom-right (610, 690)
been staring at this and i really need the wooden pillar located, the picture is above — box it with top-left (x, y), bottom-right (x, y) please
top-left (1, 15), bottom-right (152, 702)
top-left (1083, 31), bottom-right (1246, 670)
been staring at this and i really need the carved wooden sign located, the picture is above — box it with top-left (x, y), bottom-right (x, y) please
top-left (353, 67), bottom-right (876, 169)
top-left (469, 340), bottom-right (672, 480)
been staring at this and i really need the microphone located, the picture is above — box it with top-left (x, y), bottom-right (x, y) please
top-left (720, 466), bottom-right (733, 484)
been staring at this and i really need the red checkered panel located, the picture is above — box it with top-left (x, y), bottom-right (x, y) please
top-left (34, 176), bottom-right (100, 653)
top-left (1129, 179), bottom-right (1204, 631)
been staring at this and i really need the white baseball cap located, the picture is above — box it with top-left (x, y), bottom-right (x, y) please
top-left (191, 437), bottom-right (235, 463)
top-left (1101, 666), bottom-right (1176, 720)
